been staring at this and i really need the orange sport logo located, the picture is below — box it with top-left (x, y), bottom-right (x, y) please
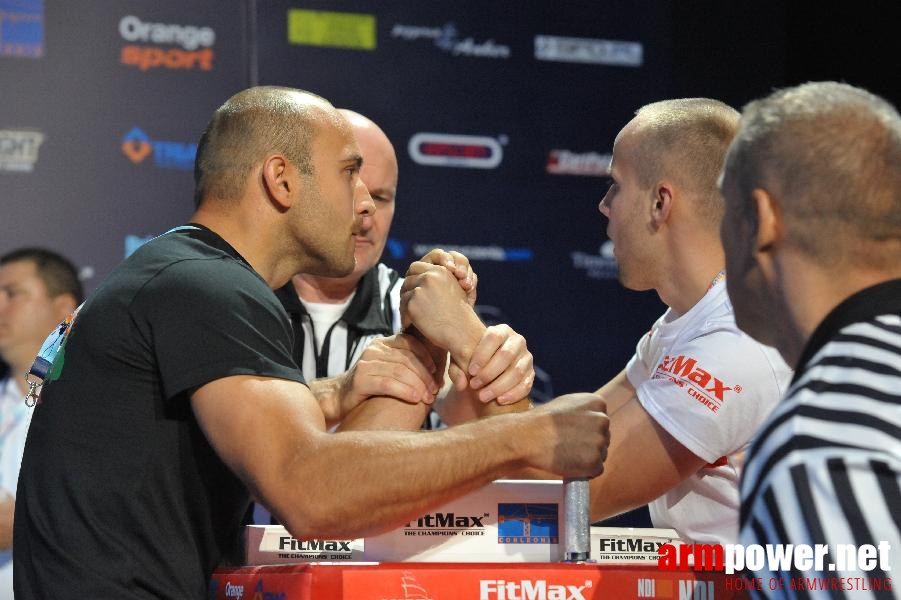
top-left (118, 15), bottom-right (215, 71)
top-left (654, 354), bottom-right (741, 413)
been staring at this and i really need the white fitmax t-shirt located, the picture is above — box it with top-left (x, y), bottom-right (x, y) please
top-left (625, 280), bottom-right (791, 544)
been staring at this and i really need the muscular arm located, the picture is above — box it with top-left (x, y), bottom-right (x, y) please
top-left (192, 377), bottom-right (609, 539)
top-left (336, 316), bottom-right (482, 431)
top-left (311, 334), bottom-right (441, 430)
top-left (589, 371), bottom-right (707, 521)
top-left (593, 370), bottom-right (638, 414)
top-left (326, 251), bottom-right (538, 431)
top-left (436, 324), bottom-right (534, 425)
top-left (338, 263), bottom-right (535, 431)
top-left (336, 331), bottom-right (446, 431)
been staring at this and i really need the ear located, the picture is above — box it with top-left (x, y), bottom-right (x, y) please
top-left (751, 188), bottom-right (782, 254)
top-left (651, 182), bottom-right (674, 226)
top-left (51, 293), bottom-right (78, 322)
top-left (261, 154), bottom-right (293, 210)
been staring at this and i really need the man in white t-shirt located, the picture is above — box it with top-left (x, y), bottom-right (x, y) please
top-left (0, 248), bottom-right (82, 597)
top-left (588, 98), bottom-right (792, 544)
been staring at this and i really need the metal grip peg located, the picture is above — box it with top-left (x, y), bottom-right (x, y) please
top-left (562, 477), bottom-right (590, 562)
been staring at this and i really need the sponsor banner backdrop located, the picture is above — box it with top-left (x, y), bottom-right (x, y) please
top-left (254, 0), bottom-right (668, 402)
top-left (2, 0), bottom-right (249, 295)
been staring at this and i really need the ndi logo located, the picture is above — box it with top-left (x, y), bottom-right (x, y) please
top-left (637, 578), bottom-right (714, 599)
top-left (121, 127), bottom-right (196, 171)
top-left (497, 503), bottom-right (559, 544)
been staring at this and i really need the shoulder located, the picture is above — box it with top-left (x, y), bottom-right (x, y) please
top-left (673, 329), bottom-right (790, 393)
top-left (145, 249), bottom-right (268, 302)
top-left (681, 288), bottom-right (790, 386)
top-left (121, 242), bottom-right (283, 329)
top-left (113, 228), bottom-right (262, 297)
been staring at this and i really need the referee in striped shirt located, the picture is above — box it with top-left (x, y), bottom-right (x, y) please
top-left (719, 81), bottom-right (901, 598)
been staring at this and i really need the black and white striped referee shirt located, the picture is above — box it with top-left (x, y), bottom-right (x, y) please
top-left (277, 263), bottom-right (402, 380)
top-left (739, 279), bottom-right (901, 598)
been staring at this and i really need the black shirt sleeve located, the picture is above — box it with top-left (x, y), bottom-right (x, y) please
top-left (133, 256), bottom-right (306, 400)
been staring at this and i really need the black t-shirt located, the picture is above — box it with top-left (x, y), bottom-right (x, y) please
top-left (14, 225), bottom-right (305, 599)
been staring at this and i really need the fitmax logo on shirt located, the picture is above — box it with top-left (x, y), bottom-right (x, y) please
top-left (121, 127), bottom-right (196, 171)
top-left (655, 354), bottom-right (741, 412)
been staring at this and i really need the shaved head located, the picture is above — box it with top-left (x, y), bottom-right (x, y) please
top-left (194, 86), bottom-right (344, 206)
top-left (336, 108), bottom-right (399, 276)
top-left (627, 98), bottom-right (740, 227)
top-left (337, 109), bottom-right (398, 183)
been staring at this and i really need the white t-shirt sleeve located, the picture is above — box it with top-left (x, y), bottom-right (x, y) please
top-left (628, 329), bottom-right (783, 463)
top-left (625, 328), bottom-right (655, 383)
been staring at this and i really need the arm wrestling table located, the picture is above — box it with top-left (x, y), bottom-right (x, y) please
top-left (210, 562), bottom-right (747, 599)
top-left (212, 480), bottom-right (748, 599)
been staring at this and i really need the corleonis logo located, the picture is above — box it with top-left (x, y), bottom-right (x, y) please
top-left (655, 354), bottom-right (741, 413)
top-left (497, 503), bottom-right (559, 544)
top-left (0, 0), bottom-right (44, 58)
top-left (408, 133), bottom-right (504, 169)
top-left (121, 127), bottom-right (196, 171)
top-left (119, 15), bottom-right (216, 71)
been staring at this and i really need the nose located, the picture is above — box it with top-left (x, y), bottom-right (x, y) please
top-left (598, 193), bottom-right (610, 217)
top-left (354, 177), bottom-right (375, 218)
